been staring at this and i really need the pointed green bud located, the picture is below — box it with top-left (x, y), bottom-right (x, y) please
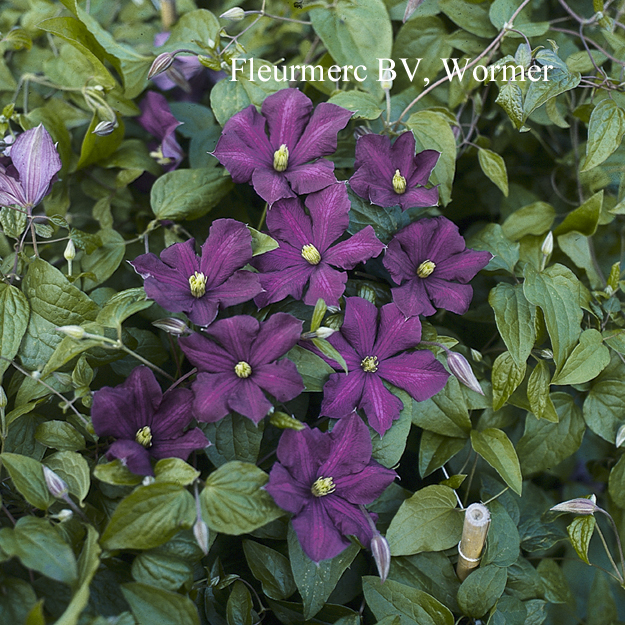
top-left (371, 533), bottom-right (391, 583)
top-left (43, 466), bottom-right (69, 499)
top-left (220, 7), bottom-right (245, 20)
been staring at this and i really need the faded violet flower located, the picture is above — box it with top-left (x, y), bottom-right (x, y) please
top-left (349, 132), bottom-right (439, 211)
top-left (0, 124), bottom-right (61, 209)
top-left (383, 216), bottom-right (493, 317)
top-left (130, 219), bottom-right (261, 327)
top-left (91, 366), bottom-right (208, 476)
top-left (152, 32), bottom-right (203, 93)
top-left (266, 414), bottom-right (397, 562)
top-left (179, 313), bottom-right (304, 424)
top-left (253, 184), bottom-right (384, 307)
top-left (316, 297), bottom-right (449, 436)
top-left (138, 91), bottom-right (184, 170)
top-left (212, 89), bottom-right (352, 205)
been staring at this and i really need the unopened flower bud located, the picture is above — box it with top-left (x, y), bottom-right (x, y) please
top-left (301, 326), bottom-right (336, 340)
top-left (616, 424), bottom-right (625, 448)
top-left (142, 476), bottom-right (155, 486)
top-left (371, 533), bottom-right (391, 583)
top-left (56, 325), bottom-right (86, 340)
top-left (64, 239), bottom-right (76, 261)
top-left (380, 68), bottom-right (393, 91)
top-left (220, 6), bottom-right (245, 20)
top-left (148, 52), bottom-right (175, 79)
top-left (152, 317), bottom-right (190, 335)
top-left (447, 352), bottom-right (484, 395)
top-left (605, 285), bottom-right (615, 297)
top-left (541, 231), bottom-right (553, 256)
top-left (43, 466), bottom-right (69, 499)
top-left (193, 518), bottom-right (210, 555)
top-left (92, 120), bottom-right (117, 136)
top-left (354, 126), bottom-right (373, 140)
top-left (539, 349), bottom-right (553, 359)
top-left (52, 509), bottom-right (73, 522)
top-left (270, 411), bottom-right (306, 430)
top-left (550, 495), bottom-right (599, 516)
top-left (470, 348), bottom-right (483, 363)
top-left (0, 386), bottom-right (6, 409)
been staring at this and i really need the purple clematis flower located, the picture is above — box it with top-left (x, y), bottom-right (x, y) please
top-left (212, 89), bottom-right (352, 205)
top-left (179, 313), bottom-right (304, 424)
top-left (138, 91), bottom-right (184, 170)
top-left (253, 183), bottom-right (384, 308)
top-left (349, 132), bottom-right (439, 211)
top-left (317, 297), bottom-right (449, 436)
top-left (383, 216), bottom-right (493, 317)
top-left (266, 414), bottom-right (397, 562)
top-left (0, 124), bottom-right (61, 209)
top-left (91, 366), bottom-right (208, 476)
top-left (131, 219), bottom-right (261, 327)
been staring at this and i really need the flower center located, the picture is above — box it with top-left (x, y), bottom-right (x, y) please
top-left (273, 144), bottom-right (289, 172)
top-left (417, 260), bottom-right (436, 278)
top-left (311, 476), bottom-right (335, 497)
top-left (392, 169), bottom-right (406, 194)
top-left (301, 244), bottom-right (321, 265)
top-left (235, 361), bottom-right (252, 378)
top-left (135, 426), bottom-right (153, 448)
top-left (189, 271), bottom-right (207, 298)
top-left (361, 356), bottom-right (379, 373)
top-left (149, 146), bottom-right (173, 166)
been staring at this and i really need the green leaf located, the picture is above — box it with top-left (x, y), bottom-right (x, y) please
top-left (488, 595), bottom-right (527, 625)
top-left (227, 580), bottom-right (253, 625)
top-left (419, 432), bottom-right (467, 478)
top-left (165, 9), bottom-right (220, 53)
top-left (491, 351), bottom-right (526, 411)
top-left (122, 582), bottom-right (200, 625)
top-left (526, 360), bottom-right (558, 423)
top-left (501, 202), bottom-right (555, 241)
top-left (0, 283), bottom-right (30, 377)
top-left (523, 65), bottom-right (581, 122)
top-left (467, 224), bottom-right (519, 274)
top-left (386, 485), bottom-right (463, 556)
top-left (363, 577), bottom-right (454, 625)
top-left (478, 148), bottom-right (508, 196)
top-left (554, 191), bottom-right (603, 237)
top-left (44, 451), bottom-right (90, 506)
top-left (151, 167), bottom-right (233, 221)
top-left (587, 571), bottom-right (617, 625)
top-left (536, 559), bottom-right (574, 606)
top-left (202, 413), bottom-right (264, 467)
top-left (312, 337), bottom-right (348, 373)
top-left (496, 82), bottom-right (525, 130)
top-left (439, 0), bottom-right (496, 37)
top-left (609, 453), bottom-right (625, 508)
top-left (76, 115), bottom-right (125, 170)
top-left (583, 354), bottom-right (625, 443)
top-left (581, 99), bottom-right (625, 171)
top-left (35, 420), bottom-right (85, 452)
top-left (80, 228), bottom-right (126, 291)
top-left (457, 565), bottom-right (507, 618)
top-left (371, 386), bottom-right (412, 468)
top-left (0, 578), bottom-right (36, 624)
top-left (243, 540), bottom-right (296, 601)
top-left (201, 461), bottom-right (283, 535)
top-left (406, 112), bottom-right (456, 205)
top-left (471, 428), bottom-right (522, 495)
top-left (551, 329), bottom-right (610, 385)
top-left (310, 0), bottom-right (392, 99)
top-left (287, 344), bottom-right (334, 392)
top-left (2, 516), bottom-right (78, 584)
top-left (247, 226), bottom-right (279, 256)
top-left (311, 298), bottom-right (327, 331)
top-left (567, 515), bottom-right (595, 565)
top-left (131, 552), bottom-right (193, 591)
top-left (557, 231), bottom-right (604, 290)
top-left (101, 483), bottom-right (196, 550)
top-left (93, 458), bottom-right (143, 486)
top-left (523, 263), bottom-right (583, 373)
top-left (96, 288), bottom-right (152, 329)
top-left (154, 458), bottom-right (200, 486)
top-left (287, 525), bottom-right (359, 620)
top-left (327, 91), bottom-right (383, 120)
top-left (0, 452), bottom-right (54, 509)
top-left (482, 500), bottom-right (520, 568)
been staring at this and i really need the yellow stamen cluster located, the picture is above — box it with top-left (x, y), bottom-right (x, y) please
top-left (135, 426), bottom-right (153, 448)
top-left (301, 244), bottom-right (321, 265)
top-left (417, 260), bottom-right (436, 278)
top-left (234, 361), bottom-right (252, 378)
top-left (149, 147), bottom-right (173, 166)
top-left (273, 144), bottom-right (289, 172)
top-left (361, 356), bottom-right (379, 373)
top-left (392, 169), bottom-right (407, 194)
top-left (189, 272), bottom-right (207, 298)
top-left (311, 476), bottom-right (336, 497)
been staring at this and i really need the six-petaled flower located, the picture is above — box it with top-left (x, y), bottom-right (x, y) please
top-left (349, 131), bottom-right (439, 211)
top-left (383, 216), bottom-right (493, 317)
top-left (265, 414), bottom-right (397, 562)
top-left (179, 313), bottom-right (304, 424)
top-left (130, 218), bottom-right (261, 327)
top-left (91, 366), bottom-right (208, 476)
top-left (253, 183), bottom-right (384, 308)
top-left (212, 88), bottom-right (352, 205)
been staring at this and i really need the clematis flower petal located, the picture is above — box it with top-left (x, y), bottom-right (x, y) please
top-left (283, 159), bottom-right (338, 196)
top-left (265, 462), bottom-right (310, 515)
top-left (191, 371), bottom-right (238, 422)
top-left (261, 88), bottom-right (313, 151)
top-left (323, 225), bottom-right (384, 270)
top-left (250, 312), bottom-right (304, 365)
top-left (359, 374), bottom-right (405, 436)
top-left (334, 462), bottom-right (398, 504)
top-left (320, 369), bottom-right (367, 418)
top-left (306, 183), bottom-right (350, 252)
top-left (253, 360), bottom-right (305, 403)
top-left (227, 378), bottom-right (274, 424)
top-left (106, 440), bottom-right (154, 476)
top-left (304, 264), bottom-right (347, 307)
